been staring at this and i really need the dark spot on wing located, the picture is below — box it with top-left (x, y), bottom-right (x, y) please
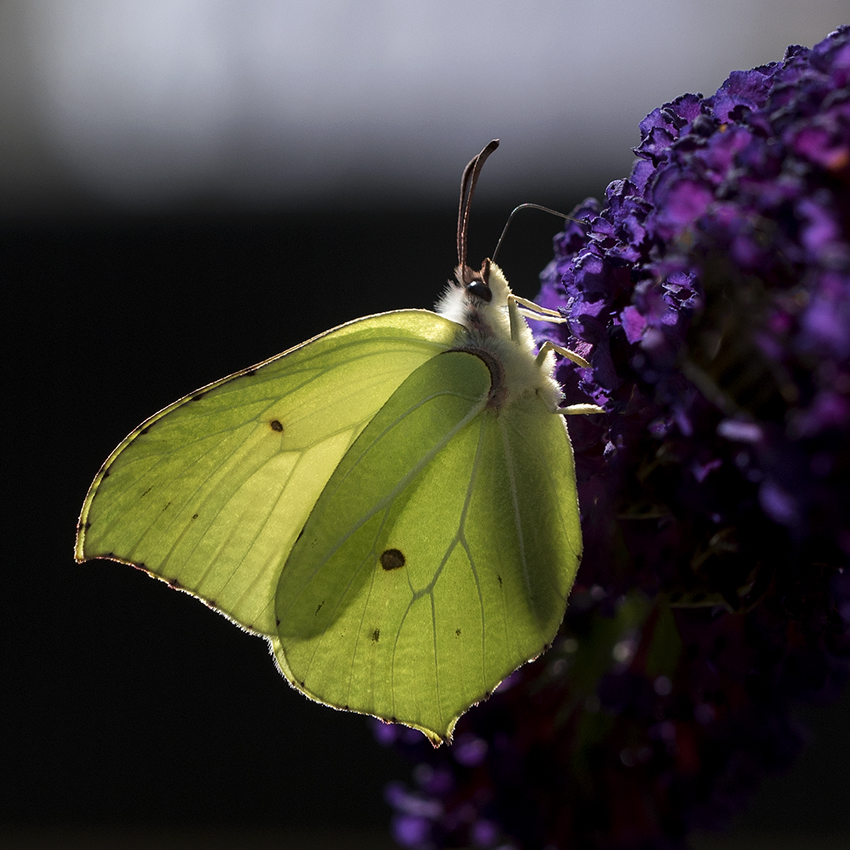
top-left (102, 470), bottom-right (110, 479)
top-left (269, 419), bottom-right (284, 432)
top-left (140, 426), bottom-right (150, 435)
top-left (455, 628), bottom-right (461, 637)
top-left (315, 601), bottom-right (324, 614)
top-left (244, 368), bottom-right (257, 377)
top-left (380, 549), bottom-right (405, 571)
top-left (168, 578), bottom-right (182, 589)
top-left (372, 628), bottom-right (380, 642)
top-left (141, 487), bottom-right (153, 497)
top-left (275, 617), bottom-right (281, 626)
top-left (191, 392), bottom-right (207, 402)
top-left (497, 574), bottom-right (503, 586)
top-left (191, 513), bottom-right (199, 520)
top-left (161, 501), bottom-right (172, 512)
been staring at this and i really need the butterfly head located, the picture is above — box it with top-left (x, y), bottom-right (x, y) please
top-left (435, 257), bottom-right (513, 334)
top-left (459, 258), bottom-right (493, 303)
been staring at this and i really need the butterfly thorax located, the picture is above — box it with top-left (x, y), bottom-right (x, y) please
top-left (435, 260), bottom-right (563, 414)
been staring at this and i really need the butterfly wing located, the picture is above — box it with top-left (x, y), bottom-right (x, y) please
top-left (75, 310), bottom-right (460, 637)
top-left (273, 350), bottom-right (581, 742)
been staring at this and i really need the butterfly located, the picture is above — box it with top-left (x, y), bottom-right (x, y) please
top-left (75, 140), bottom-right (601, 744)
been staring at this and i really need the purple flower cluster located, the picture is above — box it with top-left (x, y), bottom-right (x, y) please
top-left (380, 26), bottom-right (850, 850)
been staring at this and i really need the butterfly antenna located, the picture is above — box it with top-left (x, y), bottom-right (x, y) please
top-left (457, 139), bottom-right (500, 272)
top-left (491, 203), bottom-right (587, 266)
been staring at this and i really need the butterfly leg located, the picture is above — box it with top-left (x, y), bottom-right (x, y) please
top-left (535, 340), bottom-right (590, 369)
top-left (534, 341), bottom-right (605, 416)
top-left (557, 402), bottom-right (605, 415)
top-left (511, 295), bottom-right (567, 322)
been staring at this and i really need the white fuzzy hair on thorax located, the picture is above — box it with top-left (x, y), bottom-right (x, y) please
top-left (434, 261), bottom-right (564, 413)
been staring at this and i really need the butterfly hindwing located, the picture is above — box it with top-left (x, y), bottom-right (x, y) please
top-left (76, 310), bottom-right (460, 636)
top-left (273, 350), bottom-right (581, 742)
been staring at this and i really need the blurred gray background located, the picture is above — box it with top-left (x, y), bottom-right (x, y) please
top-left (3, 3), bottom-right (848, 848)
top-left (2, 0), bottom-right (847, 218)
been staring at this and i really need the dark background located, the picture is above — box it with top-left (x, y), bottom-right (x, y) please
top-left (4, 206), bottom-right (849, 847)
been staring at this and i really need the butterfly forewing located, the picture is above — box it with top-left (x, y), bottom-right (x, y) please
top-left (76, 311), bottom-right (460, 636)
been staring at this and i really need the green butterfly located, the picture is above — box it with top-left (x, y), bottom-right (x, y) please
top-left (75, 140), bottom-right (602, 744)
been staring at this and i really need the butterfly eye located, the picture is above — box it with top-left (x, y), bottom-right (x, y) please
top-left (466, 279), bottom-right (492, 302)
top-left (464, 258), bottom-right (492, 301)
